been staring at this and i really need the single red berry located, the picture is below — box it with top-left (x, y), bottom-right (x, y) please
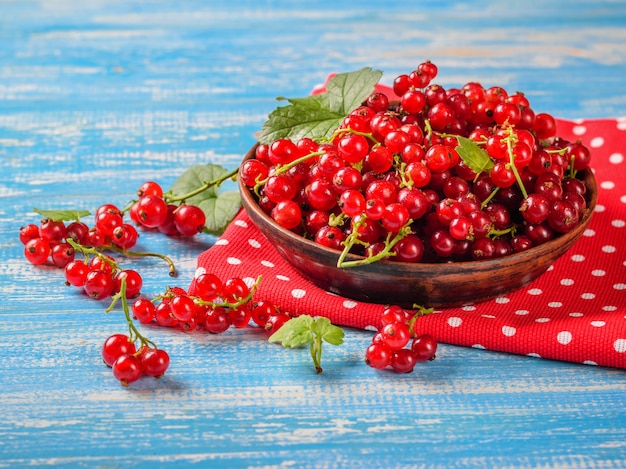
top-left (169, 294), bottom-right (196, 322)
top-left (174, 204), bottom-right (206, 236)
top-left (391, 348), bottom-right (418, 373)
top-left (114, 269), bottom-right (143, 298)
top-left (365, 342), bottom-right (392, 369)
top-left (140, 348), bottom-right (170, 377)
top-left (264, 313), bottom-right (291, 337)
top-left (102, 334), bottom-right (136, 367)
top-left (137, 181), bottom-right (163, 198)
top-left (24, 238), bottom-right (50, 265)
top-left (19, 224), bottom-right (41, 245)
top-left (132, 297), bottom-right (156, 324)
top-left (204, 306), bottom-right (231, 334)
top-left (112, 354), bottom-right (143, 386)
top-left (250, 300), bottom-right (278, 328)
top-left (111, 223), bottom-right (139, 249)
top-left (84, 270), bottom-right (115, 300)
top-left (51, 242), bottom-right (75, 268)
top-left (39, 219), bottom-right (67, 243)
top-left (194, 273), bottom-right (223, 301)
top-left (64, 260), bottom-right (90, 287)
top-left (411, 334), bottom-right (438, 362)
top-left (381, 322), bottom-right (411, 350)
top-left (136, 195), bottom-right (168, 228)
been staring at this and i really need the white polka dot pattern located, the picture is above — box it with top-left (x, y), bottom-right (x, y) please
top-left (188, 118), bottom-right (626, 370)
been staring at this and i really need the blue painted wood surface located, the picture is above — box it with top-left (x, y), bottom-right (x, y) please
top-left (1, 1), bottom-right (626, 467)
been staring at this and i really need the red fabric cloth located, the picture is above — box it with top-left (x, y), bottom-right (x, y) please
top-left (190, 112), bottom-right (626, 369)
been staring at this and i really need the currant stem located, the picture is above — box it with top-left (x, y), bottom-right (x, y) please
top-left (107, 277), bottom-right (156, 350)
top-left (337, 219), bottom-right (412, 268)
top-left (194, 275), bottom-right (262, 310)
top-left (504, 127), bottom-right (529, 199)
top-left (106, 245), bottom-right (177, 277)
top-left (311, 336), bottom-right (323, 374)
top-left (165, 167), bottom-right (239, 203)
top-left (406, 304), bottom-right (435, 336)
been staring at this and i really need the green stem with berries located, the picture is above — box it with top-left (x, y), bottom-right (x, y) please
top-left (337, 218), bottom-right (413, 268)
top-left (106, 277), bottom-right (157, 350)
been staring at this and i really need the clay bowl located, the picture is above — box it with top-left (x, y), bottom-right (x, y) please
top-left (239, 146), bottom-right (598, 309)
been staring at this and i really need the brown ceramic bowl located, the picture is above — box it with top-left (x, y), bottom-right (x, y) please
top-left (239, 146), bottom-right (598, 308)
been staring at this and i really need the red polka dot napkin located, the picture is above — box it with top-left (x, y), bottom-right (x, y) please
top-left (190, 107), bottom-right (626, 369)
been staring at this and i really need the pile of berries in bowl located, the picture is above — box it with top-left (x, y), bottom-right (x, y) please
top-left (239, 61), bottom-right (597, 308)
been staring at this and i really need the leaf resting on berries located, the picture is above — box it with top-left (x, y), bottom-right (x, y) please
top-left (258, 67), bottom-right (383, 144)
top-left (168, 164), bottom-right (241, 235)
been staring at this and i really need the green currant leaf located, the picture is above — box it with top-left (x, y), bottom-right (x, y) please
top-left (269, 315), bottom-right (345, 373)
top-left (258, 67), bottom-right (383, 144)
top-left (455, 136), bottom-right (494, 175)
top-left (310, 316), bottom-right (345, 346)
top-left (33, 208), bottom-right (90, 222)
top-left (168, 164), bottom-right (241, 235)
top-left (268, 315), bottom-right (314, 348)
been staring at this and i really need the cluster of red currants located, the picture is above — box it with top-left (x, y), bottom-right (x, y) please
top-left (365, 305), bottom-right (437, 373)
top-left (102, 333), bottom-right (170, 387)
top-left (128, 181), bottom-right (207, 237)
top-left (131, 272), bottom-right (292, 337)
top-left (241, 60), bottom-right (592, 263)
top-left (19, 181), bottom-right (212, 385)
top-left (19, 211), bottom-right (144, 299)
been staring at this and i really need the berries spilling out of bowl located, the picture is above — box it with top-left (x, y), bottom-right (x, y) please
top-left (241, 61), bottom-right (593, 267)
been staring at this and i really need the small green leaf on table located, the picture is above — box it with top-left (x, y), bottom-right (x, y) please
top-left (268, 315), bottom-right (345, 374)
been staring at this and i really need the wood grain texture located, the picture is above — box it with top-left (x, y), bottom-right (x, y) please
top-left (1, 1), bottom-right (626, 468)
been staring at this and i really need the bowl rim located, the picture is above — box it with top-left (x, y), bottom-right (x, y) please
top-left (239, 143), bottom-right (598, 272)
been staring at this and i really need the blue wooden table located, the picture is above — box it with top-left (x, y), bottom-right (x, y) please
top-left (2, 1), bottom-right (626, 467)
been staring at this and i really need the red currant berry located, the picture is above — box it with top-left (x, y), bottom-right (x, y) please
top-left (51, 242), bottom-right (75, 268)
top-left (140, 347), bottom-right (170, 377)
top-left (19, 224), bottom-right (41, 245)
top-left (365, 342), bottom-right (392, 369)
top-left (102, 334), bottom-right (136, 367)
top-left (65, 221), bottom-right (89, 244)
top-left (114, 269), bottom-right (143, 298)
top-left (533, 113), bottom-right (557, 140)
top-left (24, 238), bottom-right (50, 265)
top-left (367, 146), bottom-right (394, 175)
top-left (411, 334), bottom-right (438, 362)
top-left (64, 260), bottom-right (90, 287)
top-left (112, 354), bottom-right (143, 386)
top-left (222, 277), bottom-right (250, 302)
top-left (381, 321), bottom-right (411, 350)
top-left (137, 181), bottom-right (163, 198)
top-left (240, 159), bottom-right (270, 187)
top-left (174, 204), bottom-right (206, 236)
top-left (250, 300), bottom-right (278, 328)
top-left (337, 133), bottom-right (369, 164)
top-left (194, 272), bottom-right (223, 301)
top-left (204, 307), bottom-right (231, 334)
top-left (268, 138), bottom-right (299, 165)
top-left (391, 348), bottom-right (418, 373)
top-left (132, 297), bottom-right (156, 324)
top-left (136, 195), bottom-right (168, 228)
top-left (381, 203), bottom-right (410, 233)
top-left (264, 312), bottom-right (291, 337)
top-left (39, 218), bottom-right (67, 243)
top-left (84, 270), bottom-right (115, 301)
top-left (111, 223), bottom-right (139, 249)
top-left (271, 200), bottom-right (302, 230)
